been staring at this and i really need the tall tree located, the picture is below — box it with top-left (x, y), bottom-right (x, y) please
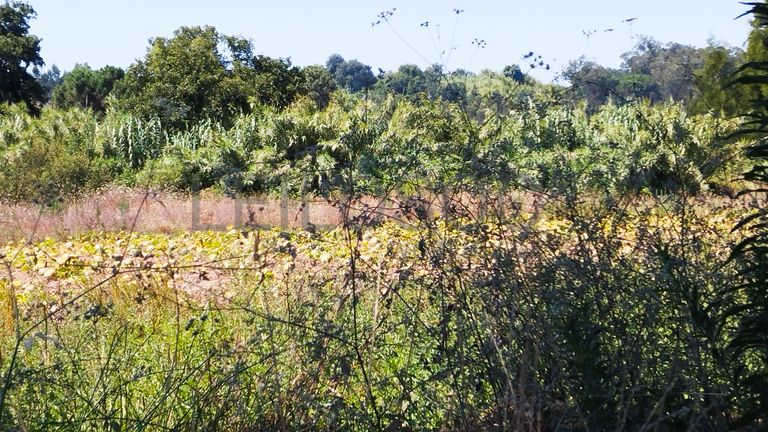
top-left (114, 26), bottom-right (306, 129)
top-left (376, 64), bottom-right (427, 97)
top-left (0, 1), bottom-right (44, 112)
top-left (228, 54), bottom-right (304, 109)
top-left (621, 36), bottom-right (705, 103)
top-left (503, 64), bottom-right (526, 84)
top-left (325, 54), bottom-right (345, 77)
top-left (690, 44), bottom-right (746, 116)
top-left (113, 26), bottom-right (229, 128)
top-left (325, 54), bottom-right (376, 92)
top-left (741, 12), bottom-right (768, 105)
top-left (301, 64), bottom-right (336, 108)
top-left (33, 64), bottom-right (61, 101)
top-left (563, 59), bottom-right (624, 109)
top-left (51, 64), bottom-right (124, 113)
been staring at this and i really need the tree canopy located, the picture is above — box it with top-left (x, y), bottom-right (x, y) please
top-left (301, 64), bottom-right (336, 108)
top-left (0, 1), bottom-right (43, 111)
top-left (112, 26), bottom-right (305, 129)
top-left (564, 37), bottom-right (743, 115)
top-left (51, 64), bottom-right (124, 113)
top-left (326, 54), bottom-right (377, 92)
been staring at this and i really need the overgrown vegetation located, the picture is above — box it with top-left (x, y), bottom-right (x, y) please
top-left (0, 196), bottom-right (756, 430)
top-left (1, 1), bottom-right (768, 431)
top-left (0, 95), bottom-right (747, 202)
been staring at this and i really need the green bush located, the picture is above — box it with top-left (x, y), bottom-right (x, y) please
top-left (0, 134), bottom-right (113, 203)
top-left (0, 105), bottom-right (116, 203)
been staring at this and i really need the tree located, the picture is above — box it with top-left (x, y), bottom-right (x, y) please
top-left (113, 26), bottom-right (306, 129)
top-left (503, 64), bottom-right (526, 84)
top-left (113, 26), bottom-right (228, 128)
top-left (233, 55), bottom-right (304, 109)
top-left (51, 64), bottom-right (124, 113)
top-left (690, 44), bottom-right (746, 116)
top-left (375, 64), bottom-right (427, 98)
top-left (566, 39), bottom-right (708, 110)
top-left (621, 36), bottom-right (705, 103)
top-left (325, 54), bottom-right (376, 92)
top-left (0, 1), bottom-right (44, 112)
top-left (325, 54), bottom-right (345, 76)
top-left (423, 64), bottom-right (446, 98)
top-left (302, 64), bottom-right (336, 108)
top-left (616, 73), bottom-right (659, 101)
top-left (33, 64), bottom-right (61, 101)
top-left (441, 81), bottom-right (467, 103)
top-left (740, 13), bottom-right (768, 105)
top-left (563, 59), bottom-right (624, 109)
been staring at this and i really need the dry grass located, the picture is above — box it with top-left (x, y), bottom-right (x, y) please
top-left (0, 188), bottom-right (489, 241)
top-left (0, 188), bottom-right (343, 241)
top-left (0, 187), bottom-right (761, 243)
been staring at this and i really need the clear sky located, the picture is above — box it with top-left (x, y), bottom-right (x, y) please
top-left (25, 0), bottom-right (754, 82)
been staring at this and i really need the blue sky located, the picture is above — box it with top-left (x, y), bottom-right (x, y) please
top-left (26, 1), bottom-right (753, 82)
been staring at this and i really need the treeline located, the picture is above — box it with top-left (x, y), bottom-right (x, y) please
top-left (27, 32), bottom-right (754, 123)
top-left (0, 1), bottom-right (762, 203)
top-left (6, 1), bottom-right (757, 125)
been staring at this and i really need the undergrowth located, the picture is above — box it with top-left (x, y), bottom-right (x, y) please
top-left (0, 191), bottom-right (758, 431)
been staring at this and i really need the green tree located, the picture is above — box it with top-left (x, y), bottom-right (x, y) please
top-left (0, 1), bottom-right (43, 112)
top-left (621, 36), bottom-right (705, 103)
top-left (301, 64), bottom-right (336, 108)
top-left (51, 64), bottom-right (124, 113)
top-left (325, 54), bottom-right (345, 76)
top-left (741, 13), bottom-right (768, 105)
top-left (563, 59), bottom-right (624, 109)
top-left (375, 64), bottom-right (427, 98)
top-left (114, 26), bottom-right (305, 129)
top-left (690, 44), bottom-right (746, 116)
top-left (616, 73), bottom-right (659, 101)
top-left (32, 64), bottom-right (61, 101)
top-left (229, 54), bottom-right (304, 109)
top-left (503, 64), bottom-right (526, 84)
top-left (113, 26), bottom-right (231, 128)
top-left (423, 64), bottom-right (447, 98)
top-left (566, 38), bottom-right (707, 110)
top-left (325, 54), bottom-right (376, 92)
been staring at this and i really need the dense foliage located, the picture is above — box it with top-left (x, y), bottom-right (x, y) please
top-left (0, 94), bottom-right (746, 203)
top-left (0, 196), bottom-right (754, 430)
top-left (51, 64), bottom-right (124, 113)
top-left (726, 2), bottom-right (768, 428)
top-left (0, 3), bottom-right (753, 203)
top-left (111, 26), bottom-right (307, 130)
top-left (1, 1), bottom-right (768, 431)
top-left (0, 1), bottom-right (43, 112)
